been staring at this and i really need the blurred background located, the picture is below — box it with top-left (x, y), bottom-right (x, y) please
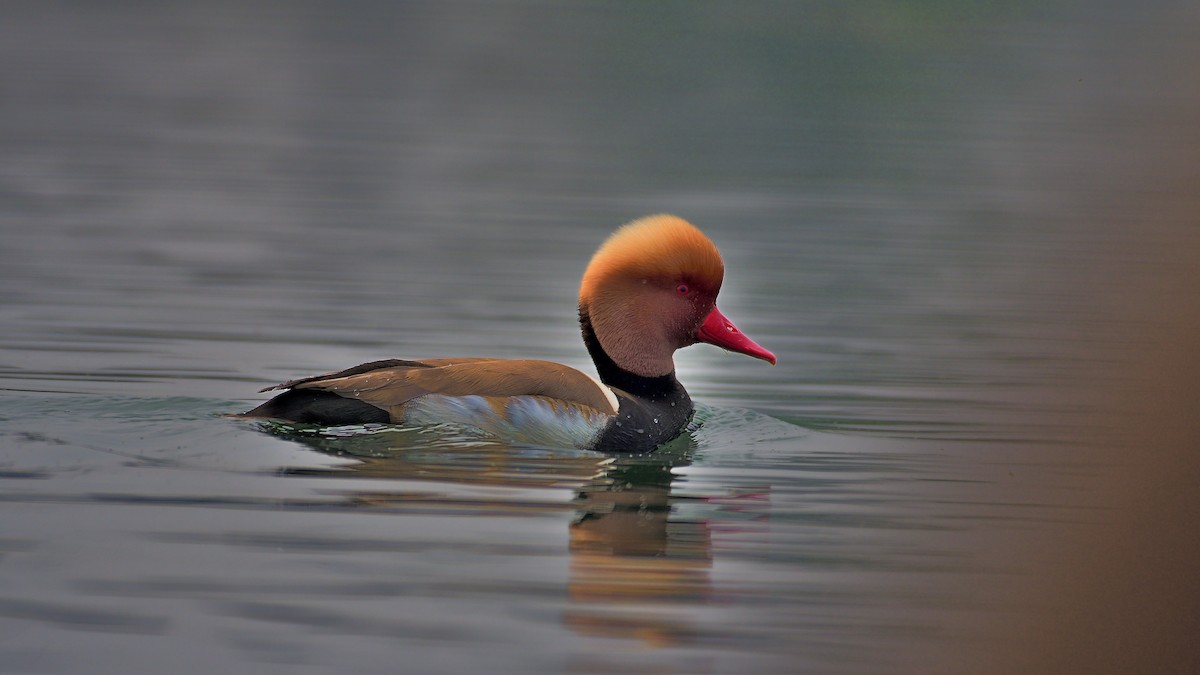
top-left (1, 1), bottom-right (1197, 673)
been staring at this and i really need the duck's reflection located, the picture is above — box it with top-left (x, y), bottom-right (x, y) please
top-left (267, 422), bottom-right (716, 647)
top-left (565, 443), bottom-right (713, 646)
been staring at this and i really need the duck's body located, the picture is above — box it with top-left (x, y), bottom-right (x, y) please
top-left (242, 215), bottom-right (775, 453)
top-left (246, 357), bottom-right (691, 451)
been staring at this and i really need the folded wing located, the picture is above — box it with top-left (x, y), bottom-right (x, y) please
top-left (261, 358), bottom-right (620, 418)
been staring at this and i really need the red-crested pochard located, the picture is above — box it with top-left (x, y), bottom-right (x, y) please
top-left (241, 214), bottom-right (775, 452)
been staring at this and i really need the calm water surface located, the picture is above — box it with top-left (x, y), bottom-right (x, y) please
top-left (2, 2), bottom-right (1197, 673)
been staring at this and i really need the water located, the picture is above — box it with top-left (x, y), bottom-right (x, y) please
top-left (3, 2), bottom-right (1199, 673)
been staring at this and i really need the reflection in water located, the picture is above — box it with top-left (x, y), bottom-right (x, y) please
top-left (265, 421), bottom-right (761, 648)
top-left (566, 449), bottom-right (714, 647)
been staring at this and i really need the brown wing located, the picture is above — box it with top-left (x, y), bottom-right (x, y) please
top-left (269, 359), bottom-right (619, 417)
top-left (260, 358), bottom-right (498, 392)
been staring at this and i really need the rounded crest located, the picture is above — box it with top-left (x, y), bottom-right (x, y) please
top-left (579, 214), bottom-right (724, 301)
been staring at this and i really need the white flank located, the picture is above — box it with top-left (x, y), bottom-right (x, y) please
top-left (403, 394), bottom-right (611, 449)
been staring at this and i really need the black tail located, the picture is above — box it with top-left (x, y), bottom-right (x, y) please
top-left (240, 390), bottom-right (391, 425)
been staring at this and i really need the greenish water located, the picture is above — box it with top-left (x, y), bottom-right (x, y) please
top-left (2, 2), bottom-right (1197, 673)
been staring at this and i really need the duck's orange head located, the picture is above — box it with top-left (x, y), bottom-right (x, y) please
top-left (579, 214), bottom-right (776, 378)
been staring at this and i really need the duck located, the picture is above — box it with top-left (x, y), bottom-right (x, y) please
top-left (240, 214), bottom-right (775, 452)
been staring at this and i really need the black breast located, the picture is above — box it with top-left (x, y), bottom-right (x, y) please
top-left (591, 380), bottom-right (694, 453)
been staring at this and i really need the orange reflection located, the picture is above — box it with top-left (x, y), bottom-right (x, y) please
top-left (564, 459), bottom-right (713, 647)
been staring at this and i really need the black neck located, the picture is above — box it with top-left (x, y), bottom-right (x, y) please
top-left (579, 307), bottom-right (681, 400)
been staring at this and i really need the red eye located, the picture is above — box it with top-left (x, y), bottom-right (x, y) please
top-left (676, 283), bottom-right (689, 295)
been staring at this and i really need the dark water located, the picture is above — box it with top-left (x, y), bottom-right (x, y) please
top-left (2, 2), bottom-right (1198, 673)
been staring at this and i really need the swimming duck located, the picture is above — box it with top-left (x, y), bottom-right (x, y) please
top-left (241, 214), bottom-right (775, 452)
